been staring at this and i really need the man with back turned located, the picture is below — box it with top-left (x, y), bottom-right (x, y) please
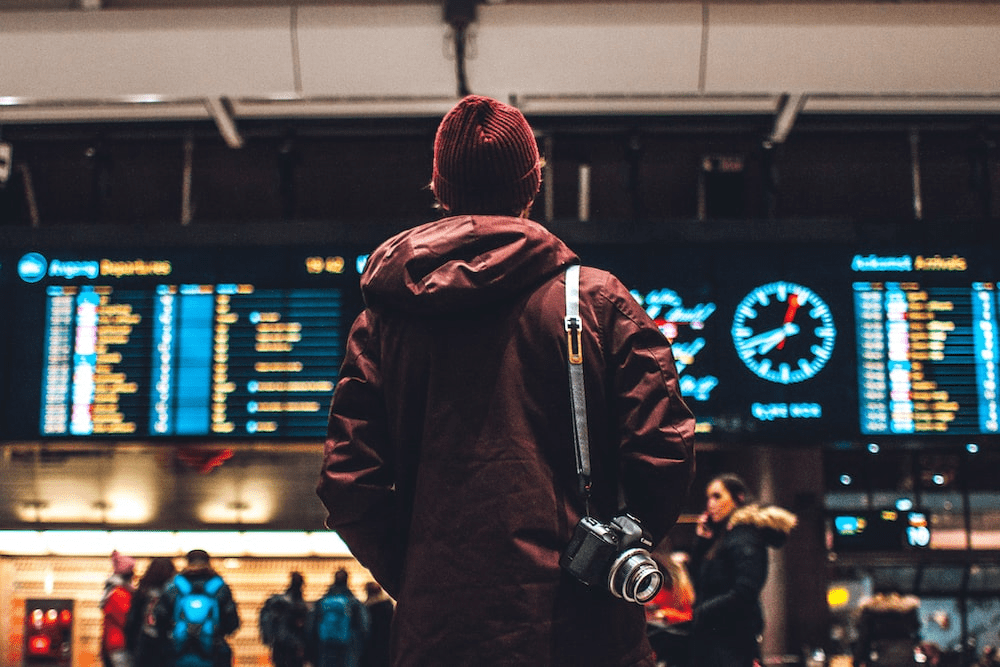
top-left (317, 95), bottom-right (695, 666)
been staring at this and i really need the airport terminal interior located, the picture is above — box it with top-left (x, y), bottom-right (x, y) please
top-left (2, 0), bottom-right (1000, 665)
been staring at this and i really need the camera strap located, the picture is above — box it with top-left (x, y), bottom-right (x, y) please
top-left (564, 264), bottom-right (592, 508)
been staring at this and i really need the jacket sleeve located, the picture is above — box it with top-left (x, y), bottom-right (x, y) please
top-left (599, 273), bottom-right (696, 542)
top-left (353, 597), bottom-right (372, 641)
top-left (122, 590), bottom-right (143, 651)
top-left (218, 582), bottom-right (241, 636)
top-left (693, 526), bottom-right (768, 629)
top-left (153, 582), bottom-right (176, 641)
top-left (316, 309), bottom-right (402, 596)
top-left (103, 587), bottom-right (131, 629)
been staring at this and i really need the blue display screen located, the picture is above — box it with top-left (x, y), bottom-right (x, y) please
top-left (8, 247), bottom-right (363, 440)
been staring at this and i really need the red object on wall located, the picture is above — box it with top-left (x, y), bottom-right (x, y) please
top-left (24, 599), bottom-right (73, 666)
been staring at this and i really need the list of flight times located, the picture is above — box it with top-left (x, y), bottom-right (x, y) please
top-left (854, 281), bottom-right (1000, 435)
top-left (40, 284), bottom-right (344, 438)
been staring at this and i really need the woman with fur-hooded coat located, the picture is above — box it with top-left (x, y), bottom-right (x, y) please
top-left (689, 474), bottom-right (797, 667)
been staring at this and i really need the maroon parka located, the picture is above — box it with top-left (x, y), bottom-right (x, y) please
top-left (318, 215), bottom-right (695, 667)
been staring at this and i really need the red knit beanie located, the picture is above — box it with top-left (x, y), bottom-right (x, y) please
top-left (432, 95), bottom-right (541, 214)
top-left (111, 550), bottom-right (135, 576)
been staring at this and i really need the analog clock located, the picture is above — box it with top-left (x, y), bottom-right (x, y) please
top-left (731, 281), bottom-right (836, 384)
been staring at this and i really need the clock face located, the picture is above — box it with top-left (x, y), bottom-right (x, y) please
top-left (731, 281), bottom-right (837, 384)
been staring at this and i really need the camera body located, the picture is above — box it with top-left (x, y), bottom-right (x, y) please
top-left (560, 513), bottom-right (663, 604)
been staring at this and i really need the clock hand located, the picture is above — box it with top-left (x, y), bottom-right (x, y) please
top-left (741, 322), bottom-right (801, 355)
top-left (776, 293), bottom-right (801, 350)
top-left (741, 326), bottom-right (790, 353)
top-left (758, 322), bottom-right (800, 354)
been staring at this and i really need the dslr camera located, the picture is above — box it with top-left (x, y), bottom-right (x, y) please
top-left (560, 513), bottom-right (663, 604)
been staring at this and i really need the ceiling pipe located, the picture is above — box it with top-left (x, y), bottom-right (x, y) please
top-left (205, 96), bottom-right (244, 149)
top-left (769, 93), bottom-right (805, 145)
top-left (444, 0), bottom-right (480, 97)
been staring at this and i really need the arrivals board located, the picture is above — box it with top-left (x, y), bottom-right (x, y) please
top-left (574, 244), bottom-right (998, 442)
top-left (852, 258), bottom-right (1000, 436)
top-left (2, 241), bottom-right (999, 441)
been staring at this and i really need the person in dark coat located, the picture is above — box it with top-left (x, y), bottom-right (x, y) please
top-left (361, 581), bottom-right (394, 667)
top-left (317, 94), bottom-right (696, 667)
top-left (154, 549), bottom-right (241, 667)
top-left (124, 556), bottom-right (177, 667)
top-left (852, 589), bottom-right (921, 667)
top-left (264, 571), bottom-right (310, 667)
top-left (689, 474), bottom-right (797, 667)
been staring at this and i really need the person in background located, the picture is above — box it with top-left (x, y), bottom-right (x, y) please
top-left (101, 550), bottom-right (136, 667)
top-left (308, 568), bottom-right (370, 667)
top-left (260, 571), bottom-right (310, 667)
top-left (361, 581), bottom-right (394, 667)
top-left (154, 549), bottom-right (240, 667)
top-left (975, 645), bottom-right (1000, 667)
top-left (645, 551), bottom-right (695, 667)
top-left (689, 473), bottom-right (797, 667)
top-left (124, 556), bottom-right (177, 667)
top-left (852, 587), bottom-right (921, 667)
top-left (316, 94), bottom-right (695, 666)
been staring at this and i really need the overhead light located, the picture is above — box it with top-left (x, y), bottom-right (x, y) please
top-left (0, 530), bottom-right (353, 557)
top-left (803, 93), bottom-right (1000, 115)
top-left (515, 93), bottom-right (781, 116)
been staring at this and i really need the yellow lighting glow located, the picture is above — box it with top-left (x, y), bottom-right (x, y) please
top-left (827, 587), bottom-right (850, 608)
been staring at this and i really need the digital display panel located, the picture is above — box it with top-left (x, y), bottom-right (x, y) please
top-left (576, 243), bottom-right (856, 441)
top-left (576, 243), bottom-right (998, 441)
top-left (831, 509), bottom-right (930, 552)
top-left (854, 274), bottom-right (1000, 435)
top-left (2, 241), bottom-right (998, 441)
top-left (5, 247), bottom-right (365, 440)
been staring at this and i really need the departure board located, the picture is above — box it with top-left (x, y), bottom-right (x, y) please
top-left (5, 247), bottom-right (364, 440)
top-left (38, 284), bottom-right (343, 437)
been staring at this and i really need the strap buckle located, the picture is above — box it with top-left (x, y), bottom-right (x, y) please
top-left (565, 316), bottom-right (583, 365)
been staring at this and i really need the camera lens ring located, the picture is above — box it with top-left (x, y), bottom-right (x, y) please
top-left (607, 548), bottom-right (663, 604)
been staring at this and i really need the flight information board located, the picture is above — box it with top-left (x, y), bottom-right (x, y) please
top-left (38, 284), bottom-right (344, 437)
top-left (5, 247), bottom-right (364, 440)
top-left (3, 241), bottom-right (999, 442)
top-left (854, 275), bottom-right (1000, 435)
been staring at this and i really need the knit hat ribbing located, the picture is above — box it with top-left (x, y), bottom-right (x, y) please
top-left (111, 550), bottom-right (135, 576)
top-left (432, 95), bottom-right (541, 214)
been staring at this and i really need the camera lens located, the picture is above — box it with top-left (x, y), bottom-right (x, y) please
top-left (607, 548), bottom-right (663, 604)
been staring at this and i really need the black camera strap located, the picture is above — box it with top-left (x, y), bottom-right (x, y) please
top-left (564, 264), bottom-right (592, 510)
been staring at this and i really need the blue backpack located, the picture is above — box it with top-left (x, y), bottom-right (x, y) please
top-left (316, 593), bottom-right (352, 645)
top-left (171, 574), bottom-right (224, 666)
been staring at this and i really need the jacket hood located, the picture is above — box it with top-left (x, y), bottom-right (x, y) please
top-left (325, 582), bottom-right (356, 598)
top-left (728, 504), bottom-right (798, 548)
top-left (100, 573), bottom-right (133, 607)
top-left (859, 592), bottom-right (921, 614)
top-left (361, 215), bottom-right (579, 314)
top-left (180, 563), bottom-right (221, 581)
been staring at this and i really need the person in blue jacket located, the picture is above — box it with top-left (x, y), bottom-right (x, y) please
top-left (154, 549), bottom-right (240, 667)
